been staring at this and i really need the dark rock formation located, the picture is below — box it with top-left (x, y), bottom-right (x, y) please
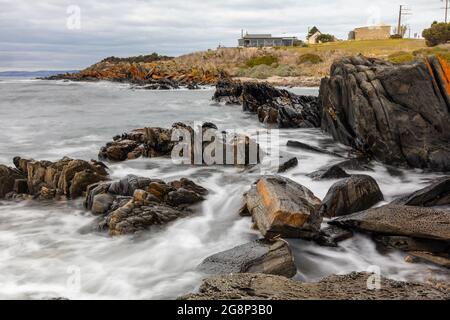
top-left (241, 176), bottom-right (322, 239)
top-left (181, 272), bottom-right (449, 300)
top-left (1, 157), bottom-right (109, 200)
top-left (277, 157), bottom-right (298, 173)
top-left (320, 175), bottom-right (384, 218)
top-left (213, 79), bottom-right (321, 128)
top-left (197, 239), bottom-right (297, 278)
top-left (307, 164), bottom-right (350, 180)
top-left (330, 204), bottom-right (450, 242)
top-left (319, 55), bottom-right (450, 171)
top-left (314, 225), bottom-right (354, 247)
top-left (85, 175), bottom-right (207, 235)
top-left (98, 122), bottom-right (260, 165)
top-left (391, 177), bottom-right (450, 207)
top-left (287, 140), bottom-right (345, 158)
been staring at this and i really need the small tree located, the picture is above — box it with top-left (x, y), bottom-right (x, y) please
top-left (316, 34), bottom-right (335, 43)
top-left (422, 22), bottom-right (450, 47)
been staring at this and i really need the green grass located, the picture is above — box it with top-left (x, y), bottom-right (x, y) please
top-left (298, 53), bottom-right (323, 65)
top-left (388, 51), bottom-right (415, 64)
top-left (280, 39), bottom-right (427, 56)
top-left (245, 55), bottom-right (278, 68)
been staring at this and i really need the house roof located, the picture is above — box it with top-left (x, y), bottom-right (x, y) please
top-left (243, 34), bottom-right (273, 39)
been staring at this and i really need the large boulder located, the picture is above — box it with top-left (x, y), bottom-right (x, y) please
top-left (197, 239), bottom-right (296, 278)
top-left (330, 204), bottom-right (450, 242)
top-left (6, 157), bottom-right (108, 200)
top-left (85, 175), bottom-right (208, 235)
top-left (320, 175), bottom-right (384, 218)
top-left (391, 177), bottom-right (450, 207)
top-left (213, 79), bottom-right (321, 128)
top-left (241, 176), bottom-right (322, 239)
top-left (319, 55), bottom-right (450, 171)
top-left (181, 272), bottom-right (449, 300)
top-left (0, 165), bottom-right (25, 198)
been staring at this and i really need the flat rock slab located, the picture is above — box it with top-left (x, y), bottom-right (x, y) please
top-left (391, 177), bottom-right (450, 207)
top-left (330, 204), bottom-right (450, 241)
top-left (320, 174), bottom-right (384, 218)
top-left (407, 251), bottom-right (450, 269)
top-left (197, 239), bottom-right (296, 278)
top-left (243, 175), bottom-right (322, 239)
top-left (182, 272), bottom-right (449, 300)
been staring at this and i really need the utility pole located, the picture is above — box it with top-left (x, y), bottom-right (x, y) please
top-left (397, 5), bottom-right (412, 37)
top-left (444, 0), bottom-right (449, 23)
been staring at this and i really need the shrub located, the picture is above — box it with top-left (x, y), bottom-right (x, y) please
top-left (390, 34), bottom-right (403, 39)
top-left (316, 34), bottom-right (335, 43)
top-left (422, 22), bottom-right (450, 47)
top-left (298, 53), bottom-right (323, 65)
top-left (413, 47), bottom-right (450, 63)
top-left (388, 51), bottom-right (415, 64)
top-left (245, 55), bottom-right (278, 68)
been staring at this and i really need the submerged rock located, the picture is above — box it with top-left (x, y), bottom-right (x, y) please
top-left (241, 176), bottom-right (322, 239)
top-left (330, 204), bottom-right (450, 242)
top-left (181, 272), bottom-right (449, 300)
top-left (85, 175), bottom-right (207, 235)
top-left (314, 225), bottom-right (354, 247)
top-left (391, 177), bottom-right (450, 207)
top-left (320, 175), bottom-right (384, 218)
top-left (287, 140), bottom-right (344, 158)
top-left (197, 239), bottom-right (296, 278)
top-left (277, 157), bottom-right (298, 173)
top-left (307, 164), bottom-right (350, 180)
top-left (213, 79), bottom-right (321, 128)
top-left (319, 55), bottom-right (450, 171)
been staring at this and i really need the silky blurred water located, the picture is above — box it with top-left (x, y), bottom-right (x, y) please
top-left (0, 78), bottom-right (448, 299)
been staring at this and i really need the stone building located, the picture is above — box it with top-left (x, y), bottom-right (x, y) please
top-left (348, 25), bottom-right (391, 41)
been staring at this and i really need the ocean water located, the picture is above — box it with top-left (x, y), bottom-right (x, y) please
top-left (0, 78), bottom-right (448, 299)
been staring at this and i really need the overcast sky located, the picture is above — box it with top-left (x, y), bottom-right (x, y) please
top-left (0, 0), bottom-right (444, 71)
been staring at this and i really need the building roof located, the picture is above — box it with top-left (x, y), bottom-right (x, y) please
top-left (243, 34), bottom-right (273, 39)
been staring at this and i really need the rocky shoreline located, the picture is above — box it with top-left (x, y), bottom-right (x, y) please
top-left (2, 54), bottom-right (450, 300)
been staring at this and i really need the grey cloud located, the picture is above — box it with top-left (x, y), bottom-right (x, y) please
top-left (0, 0), bottom-right (443, 70)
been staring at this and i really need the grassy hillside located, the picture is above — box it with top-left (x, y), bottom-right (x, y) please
top-left (57, 39), bottom-right (448, 87)
top-left (173, 39), bottom-right (448, 83)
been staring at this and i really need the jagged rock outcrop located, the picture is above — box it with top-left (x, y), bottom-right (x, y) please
top-left (391, 177), bottom-right (450, 207)
top-left (319, 55), bottom-right (450, 171)
top-left (240, 176), bottom-right (322, 239)
top-left (213, 79), bottom-right (321, 128)
top-left (85, 175), bottom-right (208, 235)
top-left (44, 54), bottom-right (219, 89)
top-left (197, 239), bottom-right (297, 278)
top-left (1, 157), bottom-right (108, 200)
top-left (181, 272), bottom-right (449, 300)
top-left (320, 175), bottom-right (384, 218)
top-left (0, 165), bottom-right (25, 198)
top-left (98, 122), bottom-right (260, 165)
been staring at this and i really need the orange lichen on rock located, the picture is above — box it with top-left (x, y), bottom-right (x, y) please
top-left (437, 55), bottom-right (450, 97)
